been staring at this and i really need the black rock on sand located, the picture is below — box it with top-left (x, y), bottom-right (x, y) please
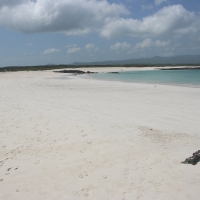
top-left (182, 150), bottom-right (200, 165)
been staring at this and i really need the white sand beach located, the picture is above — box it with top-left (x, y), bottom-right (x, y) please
top-left (0, 68), bottom-right (200, 200)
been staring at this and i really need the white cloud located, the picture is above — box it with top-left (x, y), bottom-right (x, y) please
top-left (134, 39), bottom-right (154, 49)
top-left (43, 48), bottom-right (60, 54)
top-left (101, 5), bottom-right (200, 39)
top-left (141, 4), bottom-right (153, 10)
top-left (85, 44), bottom-right (99, 52)
top-left (154, 0), bottom-right (167, 6)
top-left (66, 44), bottom-right (77, 48)
top-left (0, 2), bottom-right (199, 42)
top-left (94, 47), bottom-right (99, 52)
top-left (67, 47), bottom-right (81, 54)
top-left (0, 0), bottom-right (128, 35)
top-left (155, 40), bottom-right (170, 47)
top-left (85, 43), bottom-right (95, 50)
top-left (110, 42), bottom-right (131, 51)
top-left (134, 38), bottom-right (170, 49)
top-left (66, 44), bottom-right (81, 53)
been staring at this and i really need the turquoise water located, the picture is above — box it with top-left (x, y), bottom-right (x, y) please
top-left (88, 69), bottom-right (200, 86)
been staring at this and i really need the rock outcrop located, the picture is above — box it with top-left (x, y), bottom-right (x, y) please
top-left (182, 150), bottom-right (200, 165)
top-left (54, 70), bottom-right (96, 75)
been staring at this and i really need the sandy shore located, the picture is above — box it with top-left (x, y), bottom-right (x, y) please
top-left (53, 66), bottom-right (200, 73)
top-left (0, 69), bottom-right (200, 200)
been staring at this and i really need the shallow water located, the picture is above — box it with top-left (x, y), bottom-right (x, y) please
top-left (87, 69), bottom-right (200, 86)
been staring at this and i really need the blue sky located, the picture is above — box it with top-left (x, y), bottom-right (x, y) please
top-left (0, 0), bottom-right (200, 67)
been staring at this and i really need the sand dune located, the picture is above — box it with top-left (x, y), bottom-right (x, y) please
top-left (0, 70), bottom-right (200, 200)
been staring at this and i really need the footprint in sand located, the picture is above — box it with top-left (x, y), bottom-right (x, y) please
top-left (82, 188), bottom-right (93, 198)
top-left (35, 160), bottom-right (40, 164)
top-left (86, 141), bottom-right (92, 145)
top-left (123, 192), bottom-right (136, 199)
top-left (124, 169), bottom-right (131, 179)
top-left (129, 183), bottom-right (135, 191)
top-left (79, 172), bottom-right (88, 179)
top-left (82, 134), bottom-right (87, 137)
top-left (80, 150), bottom-right (85, 153)
top-left (0, 179), bottom-right (3, 182)
top-left (7, 167), bottom-right (12, 171)
top-left (136, 194), bottom-right (143, 200)
top-left (84, 193), bottom-right (89, 197)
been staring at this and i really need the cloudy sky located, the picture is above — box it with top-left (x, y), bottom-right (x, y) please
top-left (0, 0), bottom-right (200, 66)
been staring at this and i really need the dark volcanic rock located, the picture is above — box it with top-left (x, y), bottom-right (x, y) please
top-left (108, 72), bottom-right (119, 74)
top-left (54, 70), bottom-right (96, 74)
top-left (182, 150), bottom-right (200, 165)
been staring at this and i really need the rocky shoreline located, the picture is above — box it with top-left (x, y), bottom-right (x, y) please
top-left (54, 70), bottom-right (97, 75)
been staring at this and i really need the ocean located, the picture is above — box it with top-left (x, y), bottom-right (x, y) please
top-left (87, 69), bottom-right (200, 87)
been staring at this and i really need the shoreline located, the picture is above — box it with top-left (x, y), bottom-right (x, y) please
top-left (1, 65), bottom-right (200, 73)
top-left (81, 75), bottom-right (200, 89)
top-left (76, 67), bottom-right (200, 89)
top-left (53, 65), bottom-right (200, 73)
top-left (0, 70), bottom-right (200, 199)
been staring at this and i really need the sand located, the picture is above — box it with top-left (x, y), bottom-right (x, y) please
top-left (0, 69), bottom-right (200, 200)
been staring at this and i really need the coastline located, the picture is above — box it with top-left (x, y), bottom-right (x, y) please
top-left (0, 69), bottom-right (200, 199)
top-left (53, 65), bottom-right (200, 73)
top-left (76, 66), bottom-right (200, 88)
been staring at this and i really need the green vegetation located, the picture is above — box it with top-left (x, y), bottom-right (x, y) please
top-left (0, 65), bottom-right (71, 72)
top-left (1, 54), bottom-right (200, 72)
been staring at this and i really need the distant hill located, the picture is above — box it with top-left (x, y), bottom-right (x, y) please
top-left (1, 54), bottom-right (200, 72)
top-left (72, 54), bottom-right (200, 66)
